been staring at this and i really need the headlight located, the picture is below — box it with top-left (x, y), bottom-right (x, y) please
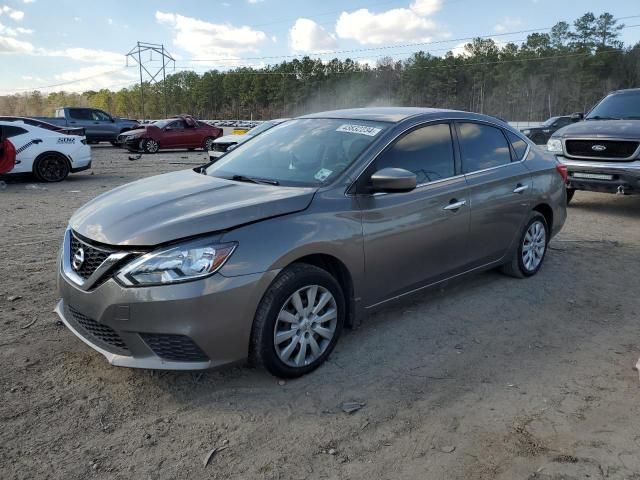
top-left (116, 237), bottom-right (237, 287)
top-left (546, 138), bottom-right (563, 153)
top-left (522, 129), bottom-right (531, 135)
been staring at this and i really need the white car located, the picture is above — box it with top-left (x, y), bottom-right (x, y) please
top-left (208, 119), bottom-right (289, 161)
top-left (0, 120), bottom-right (91, 182)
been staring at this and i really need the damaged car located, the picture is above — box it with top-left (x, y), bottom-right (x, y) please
top-left (56, 108), bottom-right (566, 377)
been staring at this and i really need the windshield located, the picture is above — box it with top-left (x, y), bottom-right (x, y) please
top-left (586, 91), bottom-right (640, 120)
top-left (206, 118), bottom-right (389, 187)
top-left (246, 120), bottom-right (280, 137)
top-left (541, 117), bottom-right (559, 127)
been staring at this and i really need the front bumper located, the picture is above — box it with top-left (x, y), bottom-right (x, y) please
top-left (117, 135), bottom-right (144, 150)
top-left (557, 156), bottom-right (640, 194)
top-left (57, 262), bottom-right (278, 370)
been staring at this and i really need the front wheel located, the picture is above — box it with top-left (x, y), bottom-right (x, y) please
top-left (33, 153), bottom-right (70, 182)
top-left (251, 264), bottom-right (345, 378)
top-left (203, 137), bottom-right (216, 151)
top-left (500, 212), bottom-right (549, 278)
top-left (143, 138), bottom-right (160, 154)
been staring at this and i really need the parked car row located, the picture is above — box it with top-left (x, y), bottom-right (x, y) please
top-left (208, 118), bottom-right (289, 160)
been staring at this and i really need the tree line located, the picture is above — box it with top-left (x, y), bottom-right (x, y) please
top-left (1, 12), bottom-right (638, 122)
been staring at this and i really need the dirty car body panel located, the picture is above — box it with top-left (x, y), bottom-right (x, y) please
top-left (57, 108), bottom-right (566, 371)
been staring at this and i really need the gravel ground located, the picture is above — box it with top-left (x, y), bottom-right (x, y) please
top-left (1, 145), bottom-right (639, 480)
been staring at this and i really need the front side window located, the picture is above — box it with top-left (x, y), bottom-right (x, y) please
top-left (207, 118), bottom-right (389, 187)
top-left (458, 122), bottom-right (512, 173)
top-left (374, 123), bottom-right (455, 184)
top-left (92, 110), bottom-right (111, 121)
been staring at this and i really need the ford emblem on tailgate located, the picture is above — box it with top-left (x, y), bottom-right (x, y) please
top-left (591, 144), bottom-right (607, 152)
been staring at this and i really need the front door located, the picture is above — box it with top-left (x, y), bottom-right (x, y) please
top-left (455, 121), bottom-right (533, 267)
top-left (356, 122), bottom-right (471, 305)
top-left (162, 119), bottom-right (187, 148)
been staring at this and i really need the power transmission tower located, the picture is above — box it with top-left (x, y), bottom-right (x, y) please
top-left (126, 42), bottom-right (175, 120)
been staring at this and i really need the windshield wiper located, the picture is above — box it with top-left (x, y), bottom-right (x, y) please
top-left (620, 116), bottom-right (640, 120)
top-left (231, 174), bottom-right (280, 186)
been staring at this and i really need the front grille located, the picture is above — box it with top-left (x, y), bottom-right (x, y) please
top-left (140, 333), bottom-right (208, 362)
top-left (70, 233), bottom-right (111, 280)
top-left (67, 305), bottom-right (130, 354)
top-left (212, 143), bottom-right (232, 152)
top-left (565, 139), bottom-right (639, 160)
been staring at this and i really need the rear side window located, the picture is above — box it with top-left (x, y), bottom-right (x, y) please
top-left (457, 122), bottom-right (512, 173)
top-left (68, 109), bottom-right (92, 120)
top-left (375, 123), bottom-right (455, 184)
top-left (3, 126), bottom-right (28, 138)
top-left (506, 131), bottom-right (528, 160)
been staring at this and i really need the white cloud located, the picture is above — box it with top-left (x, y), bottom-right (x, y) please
top-left (43, 47), bottom-right (124, 65)
top-left (0, 5), bottom-right (25, 21)
top-left (156, 11), bottom-right (266, 59)
top-left (335, 1), bottom-right (445, 45)
top-left (248, 0), bottom-right (264, 3)
top-left (51, 65), bottom-right (137, 92)
top-left (271, 35), bottom-right (277, 43)
top-left (494, 17), bottom-right (523, 33)
top-left (0, 35), bottom-right (33, 53)
top-left (289, 18), bottom-right (337, 53)
top-left (107, 17), bottom-right (113, 25)
top-left (409, 0), bottom-right (442, 16)
top-left (22, 0), bottom-right (35, 3)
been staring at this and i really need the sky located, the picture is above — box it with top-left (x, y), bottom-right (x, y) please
top-left (0, 0), bottom-right (638, 94)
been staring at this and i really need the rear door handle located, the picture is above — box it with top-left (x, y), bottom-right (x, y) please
top-left (513, 184), bottom-right (529, 194)
top-left (443, 199), bottom-right (467, 211)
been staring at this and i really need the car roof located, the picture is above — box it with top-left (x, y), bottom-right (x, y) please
top-left (299, 107), bottom-right (514, 131)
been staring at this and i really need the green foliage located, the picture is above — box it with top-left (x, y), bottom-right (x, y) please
top-left (0, 12), bottom-right (636, 122)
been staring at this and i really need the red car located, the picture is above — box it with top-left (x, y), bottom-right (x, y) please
top-left (117, 115), bottom-right (222, 153)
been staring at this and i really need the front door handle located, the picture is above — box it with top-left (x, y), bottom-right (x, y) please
top-left (513, 184), bottom-right (529, 194)
top-left (443, 199), bottom-right (467, 211)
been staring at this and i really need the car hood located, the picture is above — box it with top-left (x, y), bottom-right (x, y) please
top-left (554, 119), bottom-right (640, 138)
top-left (214, 134), bottom-right (247, 144)
top-left (121, 127), bottom-right (148, 136)
top-left (69, 170), bottom-right (316, 246)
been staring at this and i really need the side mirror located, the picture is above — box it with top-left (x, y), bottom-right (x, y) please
top-left (570, 112), bottom-right (584, 122)
top-left (165, 127), bottom-right (172, 131)
top-left (370, 168), bottom-right (417, 193)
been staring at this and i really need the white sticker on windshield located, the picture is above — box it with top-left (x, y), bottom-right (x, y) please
top-left (314, 168), bottom-right (333, 182)
top-left (336, 124), bottom-right (382, 136)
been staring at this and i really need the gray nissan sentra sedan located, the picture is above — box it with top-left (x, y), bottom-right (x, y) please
top-left (56, 107), bottom-right (567, 378)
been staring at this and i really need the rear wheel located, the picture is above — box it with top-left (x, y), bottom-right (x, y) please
top-left (143, 138), bottom-right (159, 154)
top-left (33, 153), bottom-right (70, 182)
top-left (251, 264), bottom-right (345, 378)
top-left (203, 137), bottom-right (216, 151)
top-left (500, 212), bottom-right (548, 278)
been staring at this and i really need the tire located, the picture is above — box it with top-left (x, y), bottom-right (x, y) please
top-left (203, 137), bottom-right (216, 151)
top-left (143, 138), bottom-right (160, 154)
top-left (566, 188), bottom-right (576, 205)
top-left (500, 212), bottom-right (549, 279)
top-left (33, 153), bottom-right (70, 182)
top-left (250, 263), bottom-right (345, 378)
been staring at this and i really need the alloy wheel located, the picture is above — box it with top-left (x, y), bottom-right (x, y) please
top-left (522, 220), bottom-right (546, 272)
top-left (145, 139), bottom-right (159, 153)
top-left (273, 285), bottom-right (338, 368)
top-left (37, 154), bottom-right (68, 182)
top-left (204, 137), bottom-right (215, 150)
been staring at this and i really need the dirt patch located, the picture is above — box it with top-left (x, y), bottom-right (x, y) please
top-left (1, 146), bottom-right (640, 479)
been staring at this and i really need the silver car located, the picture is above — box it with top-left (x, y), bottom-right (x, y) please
top-left (56, 108), bottom-right (567, 378)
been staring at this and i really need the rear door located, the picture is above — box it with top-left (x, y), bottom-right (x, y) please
top-left (455, 121), bottom-right (532, 268)
top-left (67, 108), bottom-right (95, 137)
top-left (357, 122), bottom-right (471, 305)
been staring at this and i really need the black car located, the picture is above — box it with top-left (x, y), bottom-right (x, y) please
top-left (548, 88), bottom-right (640, 203)
top-left (521, 116), bottom-right (576, 145)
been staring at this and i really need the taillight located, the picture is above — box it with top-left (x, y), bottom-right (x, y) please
top-left (556, 163), bottom-right (568, 183)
